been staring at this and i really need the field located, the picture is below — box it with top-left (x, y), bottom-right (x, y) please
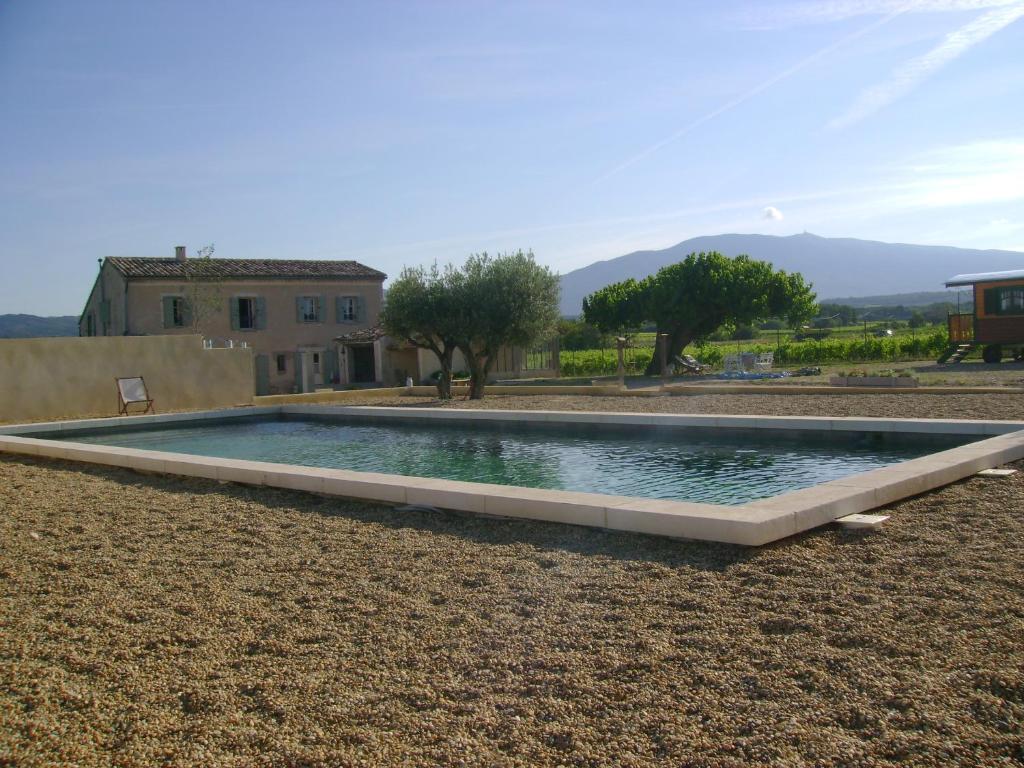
top-left (559, 324), bottom-right (955, 377)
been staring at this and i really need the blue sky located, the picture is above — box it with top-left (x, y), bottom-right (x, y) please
top-left (1, 0), bottom-right (1022, 314)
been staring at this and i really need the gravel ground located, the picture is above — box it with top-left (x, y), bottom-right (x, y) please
top-left (341, 391), bottom-right (1024, 421)
top-left (2, 393), bottom-right (1023, 766)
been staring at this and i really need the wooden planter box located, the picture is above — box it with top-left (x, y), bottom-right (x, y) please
top-left (829, 376), bottom-right (919, 388)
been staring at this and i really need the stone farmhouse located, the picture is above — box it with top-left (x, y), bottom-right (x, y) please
top-left (79, 247), bottom-right (386, 394)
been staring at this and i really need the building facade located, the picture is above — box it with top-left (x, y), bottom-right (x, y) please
top-left (79, 247), bottom-right (386, 394)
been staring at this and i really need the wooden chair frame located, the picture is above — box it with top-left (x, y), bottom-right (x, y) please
top-left (116, 376), bottom-right (154, 416)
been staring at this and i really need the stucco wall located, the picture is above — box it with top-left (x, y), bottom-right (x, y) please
top-left (79, 264), bottom-right (128, 336)
top-left (125, 278), bottom-right (383, 393)
top-left (0, 335), bottom-right (253, 423)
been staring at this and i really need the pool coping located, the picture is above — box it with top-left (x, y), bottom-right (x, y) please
top-left (2, 405), bottom-right (1023, 547)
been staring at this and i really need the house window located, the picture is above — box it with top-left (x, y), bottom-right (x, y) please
top-left (313, 352), bottom-right (321, 374)
top-left (340, 296), bottom-right (358, 322)
top-left (999, 287), bottom-right (1024, 315)
top-left (171, 297), bottom-right (185, 327)
top-left (986, 286), bottom-right (1024, 316)
top-left (276, 354), bottom-right (287, 373)
top-left (298, 296), bottom-right (320, 323)
top-left (238, 297), bottom-right (256, 329)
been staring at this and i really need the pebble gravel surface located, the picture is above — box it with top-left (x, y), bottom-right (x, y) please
top-left (2, 392), bottom-right (1023, 766)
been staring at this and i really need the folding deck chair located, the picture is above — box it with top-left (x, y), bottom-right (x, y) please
top-left (116, 376), bottom-right (154, 415)
top-left (673, 354), bottom-right (705, 374)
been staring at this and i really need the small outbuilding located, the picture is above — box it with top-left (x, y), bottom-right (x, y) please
top-left (942, 269), bottom-right (1024, 363)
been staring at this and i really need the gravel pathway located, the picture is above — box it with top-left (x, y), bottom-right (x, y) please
top-left (2, 393), bottom-right (1023, 766)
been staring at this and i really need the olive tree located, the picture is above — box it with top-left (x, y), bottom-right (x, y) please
top-left (181, 244), bottom-right (224, 337)
top-left (380, 263), bottom-right (464, 399)
top-left (455, 251), bottom-right (560, 399)
top-left (583, 251), bottom-right (815, 375)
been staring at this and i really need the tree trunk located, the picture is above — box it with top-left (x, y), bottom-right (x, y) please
top-left (643, 326), bottom-right (694, 376)
top-left (462, 345), bottom-right (491, 400)
top-left (434, 346), bottom-right (454, 400)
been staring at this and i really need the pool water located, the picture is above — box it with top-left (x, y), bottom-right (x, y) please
top-left (58, 416), bottom-right (972, 505)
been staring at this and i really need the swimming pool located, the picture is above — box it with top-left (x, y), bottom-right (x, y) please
top-left (3, 405), bottom-right (1023, 545)
top-left (50, 414), bottom-right (973, 506)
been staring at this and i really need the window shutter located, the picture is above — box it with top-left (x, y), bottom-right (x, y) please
top-left (162, 297), bottom-right (174, 329)
top-left (230, 298), bottom-right (240, 330)
top-left (984, 288), bottom-right (1000, 316)
top-left (256, 297), bottom-right (267, 329)
top-left (181, 298), bottom-right (193, 328)
top-left (294, 351), bottom-right (303, 392)
top-left (315, 295), bottom-right (323, 322)
top-left (355, 296), bottom-right (364, 323)
top-left (335, 296), bottom-right (343, 323)
top-left (295, 297), bottom-right (303, 323)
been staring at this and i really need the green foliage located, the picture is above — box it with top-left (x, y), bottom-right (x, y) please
top-left (908, 310), bottom-right (926, 329)
top-left (581, 277), bottom-right (647, 333)
top-left (581, 251), bottom-right (816, 373)
top-left (558, 318), bottom-right (608, 351)
top-left (731, 324), bottom-right (756, 340)
top-left (380, 262), bottom-right (464, 398)
top-left (456, 251), bottom-right (561, 398)
top-left (816, 302), bottom-right (858, 325)
top-left (556, 329), bottom-right (948, 376)
top-left (794, 328), bottom-right (832, 341)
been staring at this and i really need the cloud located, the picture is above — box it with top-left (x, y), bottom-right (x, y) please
top-left (829, 2), bottom-right (1024, 128)
top-left (763, 206), bottom-right (785, 220)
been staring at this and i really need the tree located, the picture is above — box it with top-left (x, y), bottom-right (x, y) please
top-left (181, 244), bottom-right (223, 336)
top-left (583, 251), bottom-right (816, 375)
top-left (558, 318), bottom-right (608, 351)
top-left (908, 310), bottom-right (926, 329)
top-left (455, 251), bottom-right (560, 399)
top-left (380, 263), bottom-right (464, 399)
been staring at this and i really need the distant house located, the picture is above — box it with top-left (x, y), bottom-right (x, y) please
top-left (79, 246), bottom-right (386, 394)
top-left (942, 269), bottom-right (1024, 364)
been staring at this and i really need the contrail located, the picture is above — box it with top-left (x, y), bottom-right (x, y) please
top-left (744, 0), bottom-right (1019, 29)
top-left (593, 9), bottom-right (906, 185)
top-left (830, 1), bottom-right (1024, 128)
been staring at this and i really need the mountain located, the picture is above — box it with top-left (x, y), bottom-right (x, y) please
top-left (821, 291), bottom-right (967, 308)
top-left (558, 233), bottom-right (1024, 316)
top-left (0, 315), bottom-right (79, 338)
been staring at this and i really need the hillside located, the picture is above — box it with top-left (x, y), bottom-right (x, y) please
top-left (559, 233), bottom-right (1024, 316)
top-left (821, 291), bottom-right (969, 308)
top-left (0, 315), bottom-right (78, 338)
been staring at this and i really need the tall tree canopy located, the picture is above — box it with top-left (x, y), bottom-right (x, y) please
top-left (582, 251), bottom-right (815, 375)
top-left (456, 251), bottom-right (560, 399)
top-left (380, 263), bottom-right (464, 399)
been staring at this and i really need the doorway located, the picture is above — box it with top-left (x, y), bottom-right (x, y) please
top-left (351, 345), bottom-right (375, 383)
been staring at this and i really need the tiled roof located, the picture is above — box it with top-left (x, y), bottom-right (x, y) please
top-left (335, 324), bottom-right (386, 344)
top-left (106, 257), bottom-right (386, 281)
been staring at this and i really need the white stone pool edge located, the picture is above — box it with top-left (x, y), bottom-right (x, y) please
top-left (2, 405), bottom-right (1023, 547)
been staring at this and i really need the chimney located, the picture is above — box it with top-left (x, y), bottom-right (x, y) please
top-left (174, 245), bottom-right (187, 262)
